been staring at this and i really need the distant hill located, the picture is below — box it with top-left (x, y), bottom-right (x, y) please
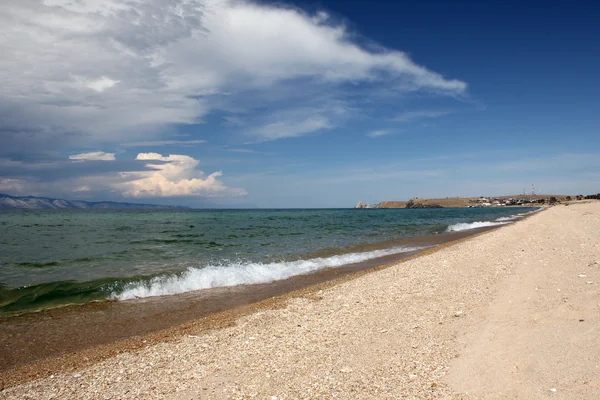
top-left (0, 193), bottom-right (187, 210)
top-left (374, 195), bottom-right (569, 209)
top-left (374, 201), bottom-right (408, 209)
top-left (374, 198), bottom-right (475, 208)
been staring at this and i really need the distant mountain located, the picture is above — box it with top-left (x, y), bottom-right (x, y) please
top-left (0, 193), bottom-right (187, 210)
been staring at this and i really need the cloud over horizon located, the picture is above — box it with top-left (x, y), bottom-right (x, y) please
top-left (0, 152), bottom-right (245, 200)
top-left (117, 153), bottom-right (247, 198)
top-left (0, 0), bottom-right (596, 207)
top-left (0, 0), bottom-right (478, 204)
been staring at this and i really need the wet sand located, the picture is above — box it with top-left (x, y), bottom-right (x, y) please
top-left (0, 228), bottom-right (486, 379)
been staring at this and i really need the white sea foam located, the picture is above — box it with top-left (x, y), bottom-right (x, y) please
top-left (113, 246), bottom-right (426, 300)
top-left (447, 207), bottom-right (542, 232)
top-left (446, 220), bottom-right (509, 232)
top-left (495, 216), bottom-right (518, 222)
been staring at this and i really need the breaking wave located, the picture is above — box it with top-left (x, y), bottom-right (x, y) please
top-left (445, 220), bottom-right (510, 232)
top-left (113, 246), bottom-right (426, 300)
top-left (445, 207), bottom-right (543, 232)
top-left (495, 216), bottom-right (518, 222)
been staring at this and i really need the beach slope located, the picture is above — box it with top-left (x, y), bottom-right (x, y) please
top-left (2, 202), bottom-right (599, 399)
top-left (447, 201), bottom-right (600, 399)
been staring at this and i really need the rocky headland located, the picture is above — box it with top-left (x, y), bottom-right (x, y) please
top-left (368, 194), bottom-right (576, 209)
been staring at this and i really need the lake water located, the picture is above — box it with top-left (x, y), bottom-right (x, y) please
top-left (0, 207), bottom-right (537, 314)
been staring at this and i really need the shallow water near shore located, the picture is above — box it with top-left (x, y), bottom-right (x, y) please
top-left (0, 226), bottom-right (495, 372)
top-left (0, 207), bottom-right (538, 316)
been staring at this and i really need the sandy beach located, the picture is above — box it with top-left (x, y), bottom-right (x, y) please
top-left (2, 201), bottom-right (599, 399)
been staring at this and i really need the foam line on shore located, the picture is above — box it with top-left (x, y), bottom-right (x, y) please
top-left (495, 216), bottom-right (518, 222)
top-left (446, 207), bottom-right (543, 232)
top-left (446, 221), bottom-right (510, 232)
top-left (113, 246), bottom-right (427, 300)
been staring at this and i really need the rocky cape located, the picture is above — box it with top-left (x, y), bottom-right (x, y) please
top-left (371, 194), bottom-right (571, 209)
top-left (404, 199), bottom-right (443, 209)
top-left (0, 193), bottom-right (187, 210)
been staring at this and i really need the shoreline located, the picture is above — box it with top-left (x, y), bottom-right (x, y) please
top-left (7, 203), bottom-right (595, 399)
top-left (0, 226), bottom-right (498, 386)
top-left (0, 206), bottom-right (538, 315)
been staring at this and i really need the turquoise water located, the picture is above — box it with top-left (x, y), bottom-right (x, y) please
top-left (0, 207), bottom-right (536, 314)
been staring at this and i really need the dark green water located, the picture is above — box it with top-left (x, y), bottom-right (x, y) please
top-left (0, 207), bottom-right (537, 314)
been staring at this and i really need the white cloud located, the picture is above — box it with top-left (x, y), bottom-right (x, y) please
top-left (117, 153), bottom-right (246, 197)
top-left (391, 110), bottom-right (450, 123)
top-left (312, 11), bottom-right (330, 25)
top-left (251, 115), bottom-right (332, 141)
top-left (366, 129), bottom-right (394, 138)
top-left (69, 151), bottom-right (116, 161)
top-left (1, 152), bottom-right (246, 199)
top-left (0, 0), bottom-right (466, 145)
top-left (120, 140), bottom-right (207, 147)
top-left (78, 76), bottom-right (120, 93)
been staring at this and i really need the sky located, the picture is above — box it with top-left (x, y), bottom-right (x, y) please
top-left (0, 0), bottom-right (598, 208)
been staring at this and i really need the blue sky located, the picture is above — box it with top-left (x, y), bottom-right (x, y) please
top-left (0, 0), bottom-right (598, 208)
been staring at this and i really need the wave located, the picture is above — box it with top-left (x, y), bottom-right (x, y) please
top-left (446, 207), bottom-right (543, 232)
top-left (0, 278), bottom-right (122, 315)
top-left (445, 220), bottom-right (509, 232)
top-left (112, 246), bottom-right (426, 300)
top-left (495, 216), bottom-right (518, 222)
top-left (15, 261), bottom-right (60, 268)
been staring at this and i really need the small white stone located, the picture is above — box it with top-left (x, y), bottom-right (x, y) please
top-left (587, 281), bottom-right (593, 284)
top-left (73, 373), bottom-right (82, 378)
top-left (454, 311), bottom-right (464, 317)
top-left (550, 387), bottom-right (557, 393)
top-left (578, 274), bottom-right (586, 278)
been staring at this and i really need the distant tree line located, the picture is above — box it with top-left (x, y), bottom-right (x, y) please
top-left (585, 193), bottom-right (600, 200)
